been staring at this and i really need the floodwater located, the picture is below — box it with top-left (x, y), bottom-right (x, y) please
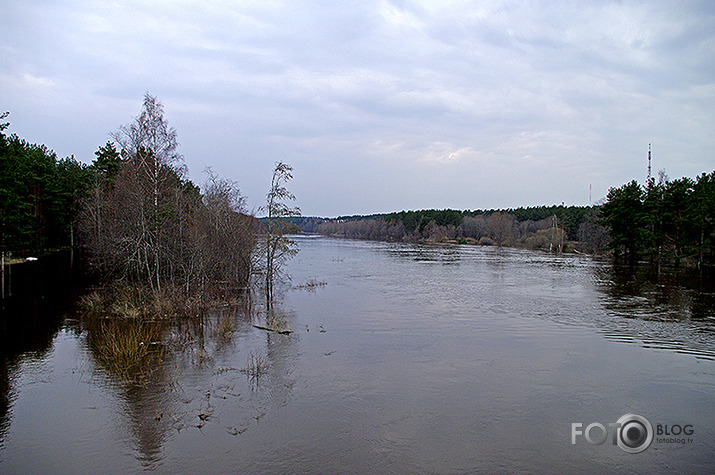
top-left (1, 237), bottom-right (714, 473)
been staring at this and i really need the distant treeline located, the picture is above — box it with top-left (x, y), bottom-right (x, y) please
top-left (300, 170), bottom-right (715, 269)
top-left (300, 206), bottom-right (607, 254)
top-left (3, 106), bottom-right (714, 273)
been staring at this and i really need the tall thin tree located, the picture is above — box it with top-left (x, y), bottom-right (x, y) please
top-left (263, 162), bottom-right (300, 305)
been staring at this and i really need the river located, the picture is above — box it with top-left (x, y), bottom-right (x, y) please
top-left (1, 237), bottom-right (714, 473)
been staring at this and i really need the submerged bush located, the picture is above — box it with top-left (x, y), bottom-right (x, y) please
top-left (86, 318), bottom-right (164, 384)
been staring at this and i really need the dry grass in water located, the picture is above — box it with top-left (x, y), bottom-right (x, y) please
top-left (261, 307), bottom-right (291, 334)
top-left (242, 350), bottom-right (268, 382)
top-left (79, 283), bottom-right (249, 321)
top-left (88, 320), bottom-right (164, 383)
top-left (215, 314), bottom-right (235, 339)
top-left (295, 277), bottom-right (327, 291)
top-left (79, 286), bottom-right (172, 320)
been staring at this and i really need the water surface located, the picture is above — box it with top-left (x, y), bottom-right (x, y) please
top-left (1, 238), bottom-right (714, 473)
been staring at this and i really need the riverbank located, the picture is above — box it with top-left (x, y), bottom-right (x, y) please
top-left (309, 207), bottom-right (609, 255)
top-left (315, 229), bottom-right (602, 256)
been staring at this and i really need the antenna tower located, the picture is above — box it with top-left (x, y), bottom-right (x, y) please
top-left (647, 143), bottom-right (652, 182)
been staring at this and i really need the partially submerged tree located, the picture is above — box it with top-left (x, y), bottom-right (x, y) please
top-left (200, 169), bottom-right (257, 296)
top-left (577, 206), bottom-right (609, 255)
top-left (262, 162), bottom-right (300, 304)
top-left (599, 172), bottom-right (715, 269)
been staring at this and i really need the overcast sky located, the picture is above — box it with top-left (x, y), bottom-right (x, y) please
top-left (2, 1), bottom-right (714, 216)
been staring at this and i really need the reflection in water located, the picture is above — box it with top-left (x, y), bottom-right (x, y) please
top-left (380, 241), bottom-right (715, 361)
top-left (85, 319), bottom-right (165, 384)
top-left (594, 264), bottom-right (715, 360)
top-left (75, 295), bottom-right (299, 469)
top-left (0, 354), bottom-right (10, 453)
top-left (597, 264), bottom-right (715, 322)
top-left (82, 317), bottom-right (171, 468)
top-left (385, 242), bottom-right (463, 264)
top-left (0, 252), bottom-right (78, 449)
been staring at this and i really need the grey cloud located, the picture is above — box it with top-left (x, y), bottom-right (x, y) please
top-left (1, 0), bottom-right (713, 216)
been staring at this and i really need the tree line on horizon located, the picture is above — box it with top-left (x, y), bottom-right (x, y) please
top-left (306, 205), bottom-right (607, 254)
top-left (303, 173), bottom-right (715, 269)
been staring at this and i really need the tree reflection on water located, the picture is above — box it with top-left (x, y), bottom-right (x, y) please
top-left (0, 252), bottom-right (77, 450)
top-left (596, 264), bottom-right (715, 324)
top-left (77, 293), bottom-right (299, 468)
top-left (593, 263), bottom-right (715, 359)
top-left (3, 242), bottom-right (714, 472)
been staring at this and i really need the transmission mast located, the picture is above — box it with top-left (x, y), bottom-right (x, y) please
top-left (647, 143), bottom-right (652, 183)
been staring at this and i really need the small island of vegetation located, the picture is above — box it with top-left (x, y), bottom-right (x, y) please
top-left (0, 95), bottom-right (299, 321)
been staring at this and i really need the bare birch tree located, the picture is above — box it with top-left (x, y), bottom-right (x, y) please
top-left (110, 93), bottom-right (185, 292)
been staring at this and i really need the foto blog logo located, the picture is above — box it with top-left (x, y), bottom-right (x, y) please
top-left (571, 414), bottom-right (654, 454)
